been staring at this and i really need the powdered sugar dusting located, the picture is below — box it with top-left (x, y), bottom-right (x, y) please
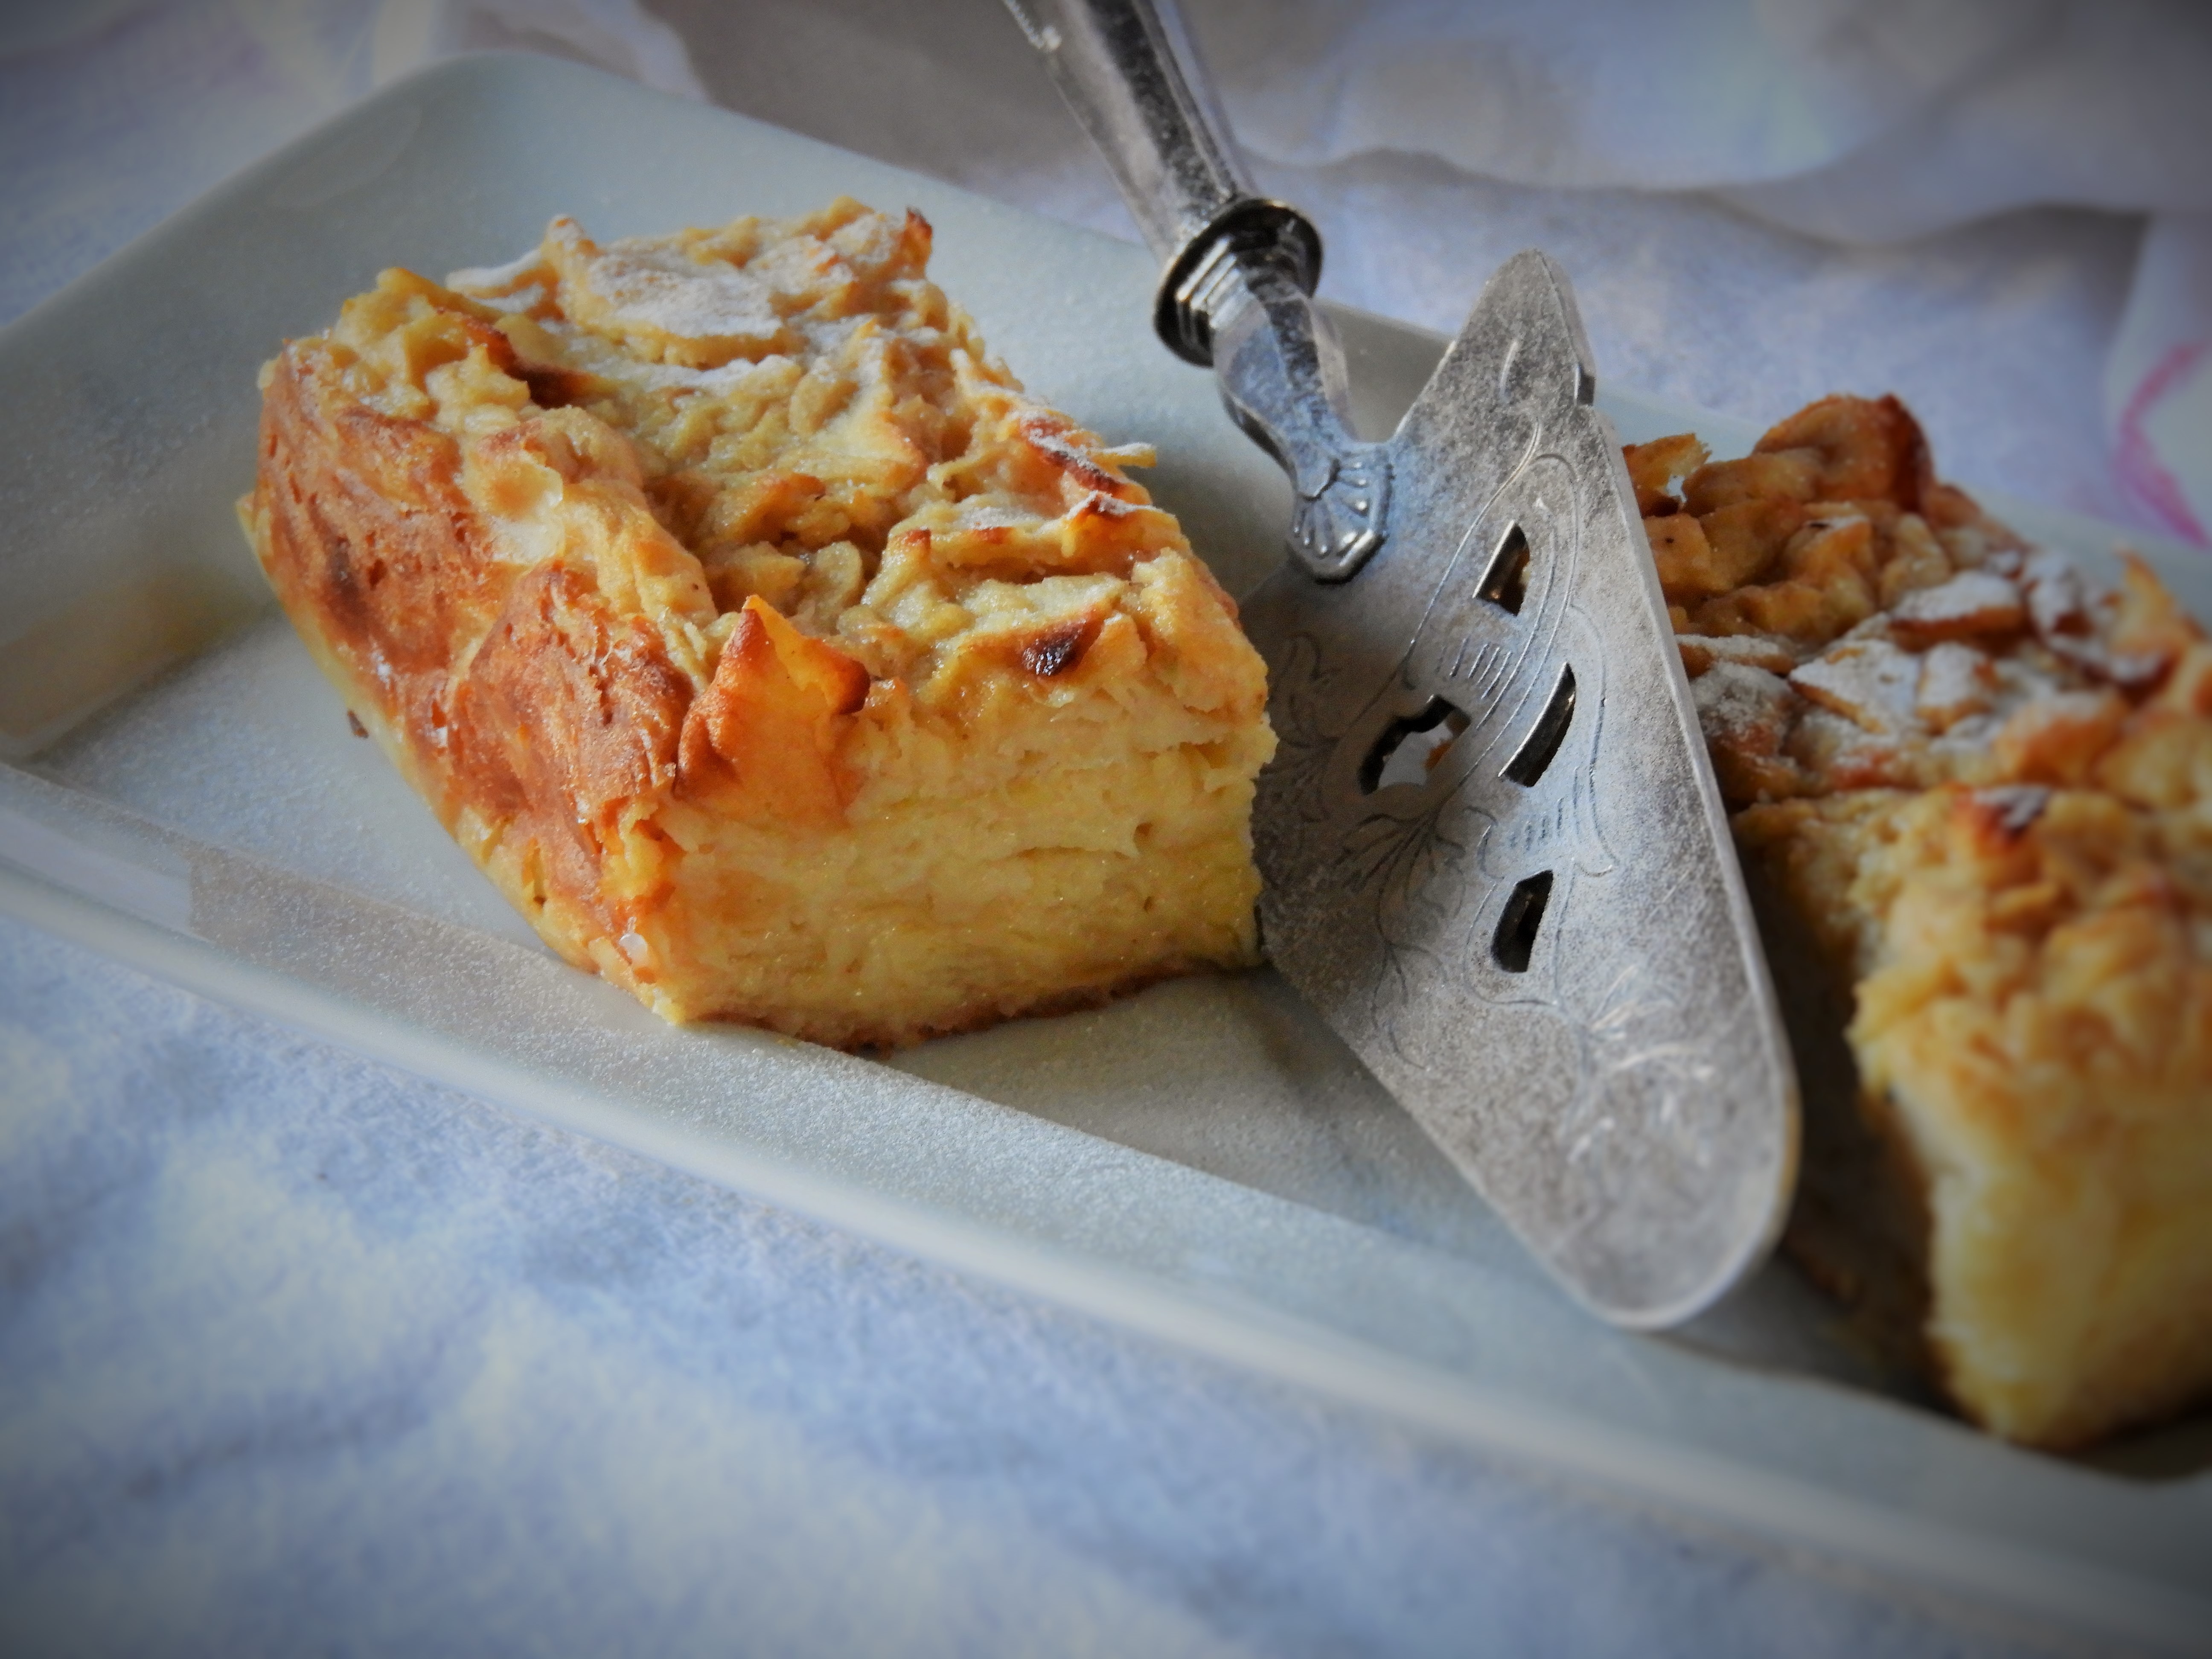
top-left (1790, 640), bottom-right (1921, 734)
top-left (1889, 570), bottom-right (2025, 645)
top-left (583, 247), bottom-right (780, 349)
top-left (547, 218), bottom-right (786, 368)
top-left (446, 250), bottom-right (547, 298)
top-left (1691, 660), bottom-right (1793, 748)
top-left (1914, 641), bottom-right (1995, 731)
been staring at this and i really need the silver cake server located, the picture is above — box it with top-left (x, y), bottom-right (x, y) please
top-left (1006, 0), bottom-right (1798, 1326)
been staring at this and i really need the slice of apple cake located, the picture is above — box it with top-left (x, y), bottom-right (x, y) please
top-left (242, 198), bottom-right (1274, 1050)
top-left (1630, 394), bottom-right (2212, 1448)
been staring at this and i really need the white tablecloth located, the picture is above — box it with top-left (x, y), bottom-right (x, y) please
top-left (2, 1), bottom-right (2185, 1652)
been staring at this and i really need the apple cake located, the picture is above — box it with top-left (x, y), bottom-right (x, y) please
top-left (1629, 395), bottom-right (2212, 1448)
top-left (242, 198), bottom-right (1275, 1050)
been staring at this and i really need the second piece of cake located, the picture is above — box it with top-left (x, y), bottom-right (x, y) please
top-left (1630, 396), bottom-right (2212, 1449)
top-left (243, 198), bottom-right (1275, 1049)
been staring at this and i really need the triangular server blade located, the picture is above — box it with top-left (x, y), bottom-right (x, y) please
top-left (1242, 250), bottom-right (1799, 1325)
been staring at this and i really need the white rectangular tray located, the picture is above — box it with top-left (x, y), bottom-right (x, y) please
top-left (4, 52), bottom-right (2207, 1653)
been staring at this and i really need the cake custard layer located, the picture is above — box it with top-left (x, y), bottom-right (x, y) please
top-left (243, 199), bottom-right (1275, 1049)
top-left (1630, 396), bottom-right (2212, 1449)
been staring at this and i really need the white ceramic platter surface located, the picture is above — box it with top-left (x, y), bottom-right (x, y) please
top-left (3, 54), bottom-right (2208, 1653)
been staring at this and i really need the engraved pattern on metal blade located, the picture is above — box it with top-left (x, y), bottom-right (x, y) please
top-left (1242, 252), bottom-right (1798, 1326)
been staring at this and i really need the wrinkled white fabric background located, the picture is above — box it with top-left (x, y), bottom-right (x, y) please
top-left (1183, 0), bottom-right (2212, 541)
top-left (4, 0), bottom-right (2207, 536)
top-left (1, 1), bottom-right (2203, 1653)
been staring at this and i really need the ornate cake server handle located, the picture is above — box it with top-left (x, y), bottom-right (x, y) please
top-left (1004, 0), bottom-right (1388, 580)
top-left (1007, 0), bottom-right (1799, 1328)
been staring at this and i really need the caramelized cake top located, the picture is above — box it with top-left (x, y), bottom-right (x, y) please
top-left (295, 197), bottom-right (1257, 727)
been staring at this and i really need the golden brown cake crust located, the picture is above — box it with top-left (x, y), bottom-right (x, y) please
top-left (1628, 396), bottom-right (2212, 1448)
top-left (258, 346), bottom-right (693, 964)
top-left (245, 199), bottom-right (1274, 1050)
